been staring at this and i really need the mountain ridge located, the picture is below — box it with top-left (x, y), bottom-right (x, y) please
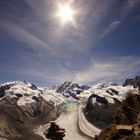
top-left (0, 76), bottom-right (139, 140)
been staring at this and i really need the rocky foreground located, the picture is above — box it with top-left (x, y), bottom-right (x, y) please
top-left (96, 93), bottom-right (140, 140)
top-left (95, 76), bottom-right (140, 140)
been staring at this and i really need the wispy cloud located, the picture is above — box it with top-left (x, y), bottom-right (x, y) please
top-left (73, 56), bottom-right (140, 84)
top-left (100, 20), bottom-right (121, 38)
top-left (0, 0), bottom-right (140, 86)
top-left (1, 20), bottom-right (49, 50)
top-left (100, 0), bottom-right (140, 38)
top-left (12, 56), bottom-right (140, 85)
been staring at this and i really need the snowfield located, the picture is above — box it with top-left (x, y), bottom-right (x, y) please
top-left (35, 101), bottom-right (96, 140)
top-left (78, 83), bottom-right (138, 103)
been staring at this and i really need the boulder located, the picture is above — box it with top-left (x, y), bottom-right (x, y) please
top-left (44, 122), bottom-right (66, 140)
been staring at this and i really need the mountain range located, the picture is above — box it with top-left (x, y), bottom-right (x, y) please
top-left (0, 76), bottom-right (140, 140)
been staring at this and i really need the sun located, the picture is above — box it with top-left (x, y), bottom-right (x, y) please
top-left (57, 3), bottom-right (75, 24)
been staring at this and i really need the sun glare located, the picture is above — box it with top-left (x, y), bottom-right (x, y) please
top-left (57, 3), bottom-right (75, 24)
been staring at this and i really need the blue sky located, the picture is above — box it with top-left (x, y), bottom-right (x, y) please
top-left (0, 0), bottom-right (140, 86)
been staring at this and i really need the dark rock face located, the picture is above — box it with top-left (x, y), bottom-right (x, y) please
top-left (0, 96), bottom-right (60, 140)
top-left (32, 96), bottom-right (40, 102)
top-left (97, 93), bottom-right (140, 140)
top-left (0, 84), bottom-right (13, 98)
top-left (113, 94), bottom-right (140, 125)
top-left (123, 76), bottom-right (140, 88)
top-left (15, 93), bottom-right (23, 98)
top-left (0, 87), bottom-right (5, 98)
top-left (106, 88), bottom-right (119, 96)
top-left (84, 94), bottom-right (121, 129)
top-left (44, 122), bottom-right (66, 140)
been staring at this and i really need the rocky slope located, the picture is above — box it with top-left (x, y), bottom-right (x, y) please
top-left (96, 93), bottom-right (140, 140)
top-left (83, 83), bottom-right (138, 129)
top-left (123, 76), bottom-right (140, 88)
top-left (84, 94), bottom-right (121, 129)
top-left (0, 81), bottom-right (64, 140)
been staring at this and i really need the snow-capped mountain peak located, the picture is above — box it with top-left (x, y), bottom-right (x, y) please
top-left (78, 82), bottom-right (138, 103)
top-left (54, 81), bottom-right (91, 99)
top-left (0, 77), bottom-right (139, 140)
top-left (0, 81), bottom-right (65, 106)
